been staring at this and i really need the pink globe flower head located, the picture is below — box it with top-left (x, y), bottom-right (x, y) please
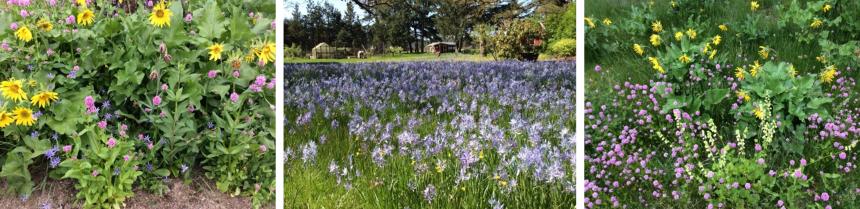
top-left (232, 70), bottom-right (240, 78)
top-left (254, 75), bottom-right (267, 86)
top-left (97, 120), bottom-right (108, 129)
top-left (123, 155), bottom-right (131, 162)
top-left (266, 81), bottom-right (275, 89)
top-left (65, 15), bottom-right (75, 24)
top-left (91, 169), bottom-right (99, 177)
top-left (10, 22), bottom-right (18, 30)
top-left (207, 70), bottom-right (218, 78)
top-left (84, 96), bottom-right (95, 107)
top-left (47, 0), bottom-right (56, 6)
top-left (62, 145), bottom-right (72, 152)
top-left (259, 145), bottom-right (267, 153)
top-left (184, 14), bottom-right (193, 23)
top-left (152, 95), bottom-right (162, 106)
top-left (161, 84), bottom-right (168, 91)
top-left (230, 92), bottom-right (240, 103)
top-left (821, 192), bottom-right (830, 201)
top-left (106, 137), bottom-right (117, 148)
top-left (19, 9), bottom-right (29, 18)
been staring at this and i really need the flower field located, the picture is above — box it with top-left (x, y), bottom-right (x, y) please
top-left (585, 0), bottom-right (859, 208)
top-left (0, 0), bottom-right (275, 208)
top-left (285, 62), bottom-right (575, 208)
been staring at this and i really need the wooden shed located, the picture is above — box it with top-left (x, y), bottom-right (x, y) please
top-left (424, 42), bottom-right (456, 53)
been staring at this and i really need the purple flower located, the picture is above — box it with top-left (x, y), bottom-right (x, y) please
top-left (107, 137), bottom-right (116, 148)
top-left (423, 184), bottom-right (436, 202)
top-left (230, 92), bottom-right (240, 103)
top-left (207, 70), bottom-right (218, 78)
top-left (152, 95), bottom-right (162, 106)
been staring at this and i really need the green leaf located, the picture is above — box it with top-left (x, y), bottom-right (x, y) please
top-left (702, 88), bottom-right (730, 107)
top-left (197, 0), bottom-right (227, 39)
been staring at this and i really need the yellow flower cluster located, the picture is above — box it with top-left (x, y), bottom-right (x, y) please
top-left (0, 79), bottom-right (59, 128)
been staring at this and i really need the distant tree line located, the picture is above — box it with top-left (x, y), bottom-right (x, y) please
top-left (285, 0), bottom-right (572, 57)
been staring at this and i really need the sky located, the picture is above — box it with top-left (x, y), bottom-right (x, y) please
top-left (284, 0), bottom-right (366, 19)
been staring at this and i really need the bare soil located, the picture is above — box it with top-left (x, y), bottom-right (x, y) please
top-left (0, 175), bottom-right (272, 209)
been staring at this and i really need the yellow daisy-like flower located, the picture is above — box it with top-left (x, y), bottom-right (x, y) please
top-left (751, 1), bottom-right (760, 11)
top-left (37, 19), bottom-right (53, 32)
top-left (651, 21), bottom-right (663, 33)
top-left (679, 54), bottom-right (691, 64)
top-left (823, 4), bottom-right (832, 13)
top-left (208, 43), bottom-right (224, 61)
top-left (709, 49), bottom-right (717, 60)
top-left (27, 80), bottom-right (36, 87)
top-left (0, 111), bottom-right (13, 128)
top-left (30, 91), bottom-right (59, 108)
top-left (703, 43), bottom-right (712, 54)
top-left (1, 79), bottom-right (28, 102)
top-left (811, 18), bottom-right (823, 28)
top-left (751, 61), bottom-right (762, 77)
top-left (76, 0), bottom-right (86, 6)
top-left (685, 28), bottom-right (697, 40)
top-left (735, 67), bottom-right (746, 80)
top-left (736, 90), bottom-right (751, 102)
top-left (13, 107), bottom-right (35, 126)
top-left (77, 8), bottom-right (95, 26)
top-left (670, 0), bottom-right (677, 8)
top-left (15, 26), bottom-right (33, 42)
top-left (718, 24), bottom-right (728, 32)
top-left (149, 1), bottom-right (172, 28)
top-left (648, 57), bottom-right (665, 74)
top-left (712, 35), bottom-right (722, 45)
top-left (602, 18), bottom-right (612, 26)
top-left (650, 34), bottom-right (661, 46)
top-left (820, 65), bottom-right (837, 83)
top-left (585, 17), bottom-right (595, 28)
top-left (758, 46), bottom-right (769, 59)
top-left (674, 31), bottom-right (684, 41)
top-left (257, 42), bottom-right (276, 65)
top-left (632, 44), bottom-right (644, 56)
top-left (753, 105), bottom-right (765, 120)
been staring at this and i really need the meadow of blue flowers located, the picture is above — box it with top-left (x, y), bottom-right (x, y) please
top-left (284, 61), bottom-right (575, 208)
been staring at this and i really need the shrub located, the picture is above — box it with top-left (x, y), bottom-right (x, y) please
top-left (549, 38), bottom-right (575, 57)
top-left (493, 19), bottom-right (544, 60)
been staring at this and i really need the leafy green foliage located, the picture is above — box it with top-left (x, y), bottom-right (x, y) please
top-left (60, 126), bottom-right (142, 209)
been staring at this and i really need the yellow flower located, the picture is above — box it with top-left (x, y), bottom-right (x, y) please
top-left (602, 18), bottom-right (612, 26)
top-left (15, 26), bottom-right (33, 42)
top-left (650, 34), bottom-right (661, 46)
top-left (208, 43), bottom-right (224, 61)
top-left (685, 28), bottom-right (697, 40)
top-left (1, 79), bottom-right (28, 102)
top-left (30, 91), bottom-right (59, 108)
top-left (648, 57), bottom-right (665, 74)
top-left (13, 107), bottom-right (35, 126)
top-left (651, 21), bottom-right (663, 33)
top-left (679, 54), bottom-right (691, 64)
top-left (633, 44), bottom-right (644, 56)
top-left (736, 90), bottom-right (751, 102)
top-left (76, 0), bottom-right (86, 6)
top-left (719, 24), bottom-right (728, 31)
top-left (77, 8), bottom-right (95, 26)
top-left (671, 0), bottom-right (677, 8)
top-left (789, 65), bottom-right (797, 77)
top-left (820, 65), bottom-right (837, 83)
top-left (585, 17), bottom-right (595, 28)
top-left (753, 105), bottom-right (765, 120)
top-left (712, 35), bottom-right (722, 45)
top-left (811, 18), bottom-right (823, 28)
top-left (499, 180), bottom-right (508, 187)
top-left (256, 41), bottom-right (276, 65)
top-left (149, 1), bottom-right (172, 28)
top-left (28, 80), bottom-right (36, 87)
top-left (0, 111), bottom-right (13, 128)
top-left (703, 43), bottom-right (712, 54)
top-left (816, 55), bottom-right (828, 64)
top-left (758, 46), bottom-right (769, 59)
top-left (751, 61), bottom-right (762, 77)
top-left (751, 1), bottom-right (760, 11)
top-left (709, 49), bottom-right (717, 60)
top-left (823, 4), bottom-right (832, 13)
top-left (674, 31), bottom-right (684, 41)
top-left (735, 67), bottom-right (746, 80)
top-left (37, 19), bottom-right (53, 32)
